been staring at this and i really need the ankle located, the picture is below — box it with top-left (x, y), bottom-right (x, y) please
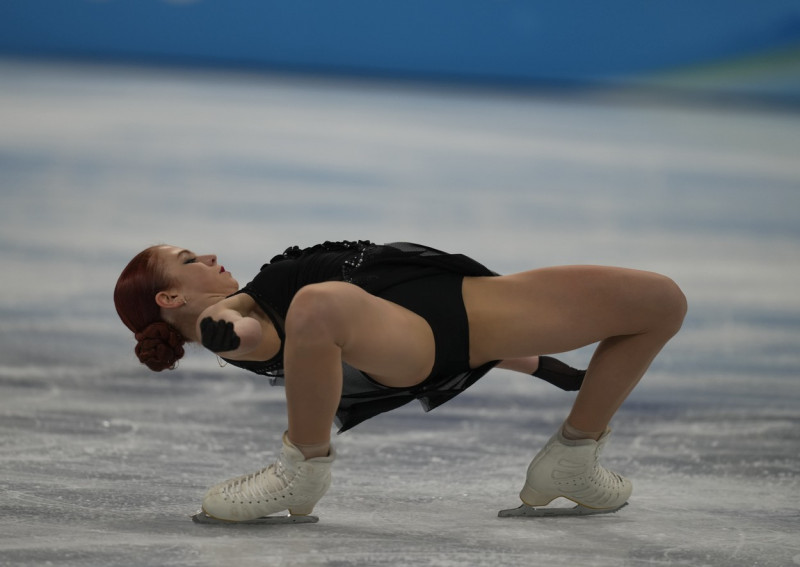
top-left (561, 420), bottom-right (603, 441)
top-left (287, 437), bottom-right (331, 459)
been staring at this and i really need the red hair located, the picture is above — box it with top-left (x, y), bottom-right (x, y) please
top-left (114, 246), bottom-right (186, 371)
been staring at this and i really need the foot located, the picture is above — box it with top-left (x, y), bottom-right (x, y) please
top-left (520, 427), bottom-right (632, 511)
top-left (202, 433), bottom-right (335, 522)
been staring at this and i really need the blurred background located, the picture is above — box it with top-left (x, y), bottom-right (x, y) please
top-left (1, 2), bottom-right (799, 566)
top-left (2, 0), bottom-right (799, 369)
top-left (2, 0), bottom-right (800, 103)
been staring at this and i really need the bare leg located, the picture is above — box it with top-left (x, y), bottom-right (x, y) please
top-left (283, 281), bottom-right (437, 457)
top-left (202, 281), bottom-right (438, 521)
top-left (283, 305), bottom-right (343, 457)
top-left (567, 329), bottom-right (676, 435)
top-left (464, 266), bottom-right (687, 436)
top-left (466, 266), bottom-right (685, 511)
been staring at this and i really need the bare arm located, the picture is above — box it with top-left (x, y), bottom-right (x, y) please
top-left (197, 307), bottom-right (263, 357)
top-left (496, 356), bottom-right (540, 374)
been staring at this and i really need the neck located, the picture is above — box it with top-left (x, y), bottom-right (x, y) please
top-left (164, 294), bottom-right (226, 343)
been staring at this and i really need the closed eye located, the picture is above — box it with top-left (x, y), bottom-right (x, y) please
top-left (177, 249), bottom-right (197, 264)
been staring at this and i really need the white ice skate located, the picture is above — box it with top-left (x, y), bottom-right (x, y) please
top-left (195, 433), bottom-right (335, 525)
top-left (499, 427), bottom-right (632, 518)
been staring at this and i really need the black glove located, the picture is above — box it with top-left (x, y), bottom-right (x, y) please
top-left (200, 317), bottom-right (241, 353)
top-left (532, 356), bottom-right (585, 391)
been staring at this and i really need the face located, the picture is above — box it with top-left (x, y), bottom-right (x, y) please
top-left (156, 245), bottom-right (240, 299)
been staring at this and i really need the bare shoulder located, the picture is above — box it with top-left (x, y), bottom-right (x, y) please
top-left (200, 293), bottom-right (256, 321)
top-left (220, 293), bottom-right (257, 314)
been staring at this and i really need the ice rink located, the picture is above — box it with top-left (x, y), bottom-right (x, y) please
top-left (1, 59), bottom-right (799, 566)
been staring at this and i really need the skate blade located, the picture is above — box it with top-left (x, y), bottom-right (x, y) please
top-left (498, 501), bottom-right (627, 518)
top-left (192, 510), bottom-right (319, 525)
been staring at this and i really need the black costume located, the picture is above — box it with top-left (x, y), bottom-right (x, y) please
top-left (221, 241), bottom-right (499, 432)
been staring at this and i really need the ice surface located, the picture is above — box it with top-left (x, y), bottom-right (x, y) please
top-left (0, 59), bottom-right (798, 566)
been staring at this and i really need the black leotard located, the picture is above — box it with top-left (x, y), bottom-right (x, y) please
top-left (222, 241), bottom-right (499, 432)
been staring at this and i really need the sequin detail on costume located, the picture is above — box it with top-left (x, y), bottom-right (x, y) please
top-left (341, 244), bottom-right (372, 283)
top-left (269, 240), bottom-right (372, 265)
top-left (265, 240), bottom-right (374, 286)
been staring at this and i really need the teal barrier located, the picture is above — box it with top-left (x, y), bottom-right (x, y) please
top-left (2, 1), bottom-right (799, 99)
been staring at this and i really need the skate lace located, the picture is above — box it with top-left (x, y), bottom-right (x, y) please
top-left (592, 435), bottom-right (626, 489)
top-left (223, 455), bottom-right (294, 502)
top-left (592, 463), bottom-right (626, 489)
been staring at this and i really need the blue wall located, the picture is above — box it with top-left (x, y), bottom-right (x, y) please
top-left (2, 1), bottom-right (800, 88)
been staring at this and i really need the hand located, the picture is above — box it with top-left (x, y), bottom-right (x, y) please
top-left (200, 317), bottom-right (241, 353)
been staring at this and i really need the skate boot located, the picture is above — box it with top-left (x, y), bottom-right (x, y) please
top-left (201, 433), bottom-right (335, 522)
top-left (518, 427), bottom-right (632, 514)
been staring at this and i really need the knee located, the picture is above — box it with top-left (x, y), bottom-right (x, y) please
top-left (653, 275), bottom-right (688, 336)
top-left (285, 283), bottom-right (348, 345)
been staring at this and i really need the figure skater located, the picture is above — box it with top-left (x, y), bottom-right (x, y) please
top-left (114, 241), bottom-right (686, 521)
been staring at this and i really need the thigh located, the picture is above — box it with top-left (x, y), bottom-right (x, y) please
top-left (463, 265), bottom-right (675, 366)
top-left (288, 281), bottom-right (436, 388)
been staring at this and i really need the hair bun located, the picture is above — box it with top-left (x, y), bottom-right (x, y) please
top-left (134, 322), bottom-right (186, 372)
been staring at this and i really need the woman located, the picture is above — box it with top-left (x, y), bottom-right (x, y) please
top-left (114, 240), bottom-right (686, 522)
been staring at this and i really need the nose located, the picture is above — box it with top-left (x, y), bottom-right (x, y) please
top-left (200, 254), bottom-right (217, 266)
